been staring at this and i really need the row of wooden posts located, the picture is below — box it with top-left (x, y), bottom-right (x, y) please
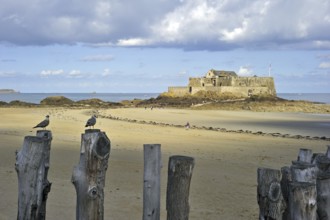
top-left (257, 146), bottom-right (330, 220)
top-left (15, 129), bottom-right (195, 220)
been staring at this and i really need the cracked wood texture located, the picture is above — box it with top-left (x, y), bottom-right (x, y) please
top-left (288, 182), bottom-right (317, 220)
top-left (315, 146), bottom-right (330, 219)
top-left (15, 130), bottom-right (52, 220)
top-left (71, 129), bottom-right (111, 220)
top-left (143, 144), bottom-right (161, 220)
top-left (257, 168), bottom-right (285, 220)
top-left (166, 155), bottom-right (195, 220)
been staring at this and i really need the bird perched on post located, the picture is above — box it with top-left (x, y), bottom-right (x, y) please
top-left (85, 115), bottom-right (97, 128)
top-left (33, 115), bottom-right (50, 129)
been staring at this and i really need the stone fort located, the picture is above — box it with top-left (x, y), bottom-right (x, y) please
top-left (168, 69), bottom-right (276, 97)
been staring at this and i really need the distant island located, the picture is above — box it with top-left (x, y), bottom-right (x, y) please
top-left (0, 89), bottom-right (19, 94)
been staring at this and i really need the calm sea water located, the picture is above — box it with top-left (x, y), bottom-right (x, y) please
top-left (0, 93), bottom-right (159, 104)
top-left (277, 93), bottom-right (330, 104)
top-left (0, 92), bottom-right (329, 104)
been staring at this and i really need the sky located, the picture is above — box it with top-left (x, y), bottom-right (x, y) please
top-left (0, 0), bottom-right (330, 93)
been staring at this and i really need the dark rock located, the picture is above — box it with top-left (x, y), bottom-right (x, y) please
top-left (9, 100), bottom-right (36, 107)
top-left (40, 96), bottom-right (74, 105)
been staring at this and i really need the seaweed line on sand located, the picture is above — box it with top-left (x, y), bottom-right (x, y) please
top-left (98, 114), bottom-right (330, 142)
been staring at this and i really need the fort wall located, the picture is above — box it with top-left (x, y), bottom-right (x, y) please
top-left (168, 87), bottom-right (189, 96)
top-left (216, 77), bottom-right (233, 86)
top-left (188, 86), bottom-right (273, 97)
top-left (188, 78), bottom-right (202, 87)
top-left (168, 69), bottom-right (277, 98)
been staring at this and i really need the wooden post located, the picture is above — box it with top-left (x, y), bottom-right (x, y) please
top-left (291, 148), bottom-right (317, 184)
top-left (290, 162), bottom-right (317, 184)
top-left (314, 154), bottom-right (330, 172)
top-left (326, 145), bottom-right (330, 158)
top-left (166, 156), bottom-right (195, 220)
top-left (315, 147), bottom-right (330, 219)
top-left (257, 168), bottom-right (285, 220)
top-left (15, 130), bottom-right (53, 220)
top-left (297, 148), bottom-right (313, 163)
top-left (288, 182), bottom-right (317, 220)
top-left (281, 166), bottom-right (292, 220)
top-left (71, 129), bottom-right (111, 220)
top-left (143, 144), bottom-right (161, 220)
top-left (316, 171), bottom-right (330, 219)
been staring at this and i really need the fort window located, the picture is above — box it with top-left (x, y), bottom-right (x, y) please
top-left (202, 83), bottom-right (204, 87)
top-left (189, 86), bottom-right (192, 93)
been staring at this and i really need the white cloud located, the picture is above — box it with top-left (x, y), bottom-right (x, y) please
top-left (178, 70), bottom-right (188, 77)
top-left (80, 54), bottom-right (114, 62)
top-left (0, 0), bottom-right (330, 50)
top-left (238, 66), bottom-right (253, 76)
top-left (152, 0), bottom-right (218, 43)
top-left (102, 68), bottom-right (112, 77)
top-left (40, 69), bottom-right (64, 76)
top-left (319, 62), bottom-right (330, 69)
top-left (68, 70), bottom-right (83, 78)
top-left (0, 71), bottom-right (17, 77)
top-left (221, 21), bottom-right (247, 42)
top-left (117, 38), bottom-right (153, 46)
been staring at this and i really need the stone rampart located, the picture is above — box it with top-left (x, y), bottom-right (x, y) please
top-left (189, 86), bottom-right (273, 97)
top-left (232, 77), bottom-right (276, 95)
top-left (168, 87), bottom-right (189, 96)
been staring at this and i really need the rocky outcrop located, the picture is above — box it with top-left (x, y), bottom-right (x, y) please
top-left (40, 96), bottom-right (75, 106)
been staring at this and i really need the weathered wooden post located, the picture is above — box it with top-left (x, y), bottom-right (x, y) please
top-left (287, 148), bottom-right (317, 219)
top-left (166, 156), bottom-right (195, 220)
top-left (291, 148), bottom-right (317, 184)
top-left (290, 162), bottom-right (317, 184)
top-left (257, 168), bottom-right (285, 220)
top-left (71, 129), bottom-right (111, 220)
top-left (260, 147), bottom-right (330, 220)
top-left (326, 145), bottom-right (330, 158)
top-left (316, 171), bottom-right (330, 219)
top-left (315, 146), bottom-right (330, 219)
top-left (314, 154), bottom-right (330, 172)
top-left (143, 144), bottom-right (161, 220)
top-left (281, 166), bottom-right (291, 220)
top-left (288, 182), bottom-right (317, 220)
top-left (297, 148), bottom-right (313, 163)
top-left (15, 130), bottom-right (53, 220)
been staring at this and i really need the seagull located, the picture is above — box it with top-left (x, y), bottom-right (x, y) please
top-left (85, 115), bottom-right (97, 128)
top-left (33, 115), bottom-right (50, 129)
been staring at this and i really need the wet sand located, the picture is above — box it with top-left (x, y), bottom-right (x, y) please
top-left (104, 108), bottom-right (330, 137)
top-left (0, 107), bottom-right (329, 219)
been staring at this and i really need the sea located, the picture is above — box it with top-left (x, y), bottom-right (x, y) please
top-left (0, 92), bottom-right (329, 104)
top-left (277, 93), bottom-right (330, 104)
top-left (0, 93), bottom-right (159, 104)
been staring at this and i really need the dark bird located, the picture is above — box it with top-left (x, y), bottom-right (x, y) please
top-left (85, 115), bottom-right (97, 128)
top-left (33, 115), bottom-right (50, 129)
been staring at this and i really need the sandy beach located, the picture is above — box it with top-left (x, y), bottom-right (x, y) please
top-left (0, 107), bottom-right (329, 219)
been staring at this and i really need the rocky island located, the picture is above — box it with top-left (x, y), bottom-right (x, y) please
top-left (0, 89), bottom-right (19, 94)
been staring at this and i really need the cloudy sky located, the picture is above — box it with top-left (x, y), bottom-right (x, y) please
top-left (0, 0), bottom-right (329, 93)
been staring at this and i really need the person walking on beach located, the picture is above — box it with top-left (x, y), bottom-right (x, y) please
top-left (185, 122), bottom-right (190, 130)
